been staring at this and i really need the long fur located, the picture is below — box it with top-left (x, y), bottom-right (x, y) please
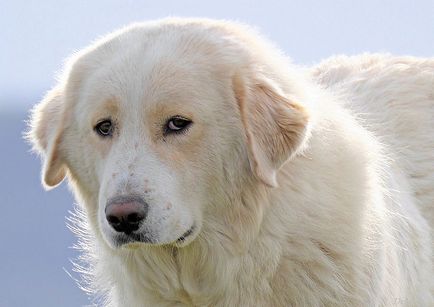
top-left (28, 19), bottom-right (433, 306)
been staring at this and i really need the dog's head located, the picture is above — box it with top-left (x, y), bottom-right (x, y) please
top-left (28, 19), bottom-right (310, 249)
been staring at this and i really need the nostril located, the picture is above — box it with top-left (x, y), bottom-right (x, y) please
top-left (126, 213), bottom-right (143, 224)
top-left (107, 215), bottom-right (121, 226)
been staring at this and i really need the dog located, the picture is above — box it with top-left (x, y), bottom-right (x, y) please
top-left (28, 18), bottom-right (434, 306)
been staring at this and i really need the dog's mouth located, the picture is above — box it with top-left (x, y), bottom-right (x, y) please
top-left (116, 224), bottom-right (197, 248)
top-left (176, 225), bottom-right (195, 243)
top-left (116, 232), bottom-right (154, 247)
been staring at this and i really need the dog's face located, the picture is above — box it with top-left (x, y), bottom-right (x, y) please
top-left (29, 20), bottom-right (310, 249)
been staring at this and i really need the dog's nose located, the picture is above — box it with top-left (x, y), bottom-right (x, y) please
top-left (105, 196), bottom-right (148, 234)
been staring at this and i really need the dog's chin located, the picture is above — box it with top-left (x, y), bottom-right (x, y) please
top-left (110, 224), bottom-right (198, 249)
top-left (109, 232), bottom-right (154, 249)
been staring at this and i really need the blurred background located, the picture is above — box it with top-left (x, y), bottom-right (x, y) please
top-left (1, 0), bottom-right (433, 306)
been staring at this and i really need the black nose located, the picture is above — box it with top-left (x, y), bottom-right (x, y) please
top-left (105, 195), bottom-right (148, 234)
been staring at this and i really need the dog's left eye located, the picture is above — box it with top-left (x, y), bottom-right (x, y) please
top-left (165, 116), bottom-right (192, 135)
top-left (94, 119), bottom-right (113, 137)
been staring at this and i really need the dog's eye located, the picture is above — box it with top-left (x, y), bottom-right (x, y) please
top-left (165, 116), bottom-right (192, 135)
top-left (94, 119), bottom-right (113, 137)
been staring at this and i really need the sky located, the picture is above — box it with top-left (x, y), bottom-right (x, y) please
top-left (2, 0), bottom-right (434, 108)
top-left (1, 0), bottom-right (433, 306)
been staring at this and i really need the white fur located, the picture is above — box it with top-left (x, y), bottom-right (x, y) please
top-left (28, 18), bottom-right (433, 306)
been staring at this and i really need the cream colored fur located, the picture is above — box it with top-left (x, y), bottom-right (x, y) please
top-left (28, 18), bottom-right (434, 306)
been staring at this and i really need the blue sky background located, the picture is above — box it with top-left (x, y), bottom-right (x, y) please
top-left (1, 1), bottom-right (433, 306)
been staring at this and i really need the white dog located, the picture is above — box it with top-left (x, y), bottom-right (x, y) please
top-left (28, 18), bottom-right (433, 306)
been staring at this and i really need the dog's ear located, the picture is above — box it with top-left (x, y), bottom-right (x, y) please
top-left (28, 87), bottom-right (68, 189)
top-left (234, 72), bottom-right (310, 187)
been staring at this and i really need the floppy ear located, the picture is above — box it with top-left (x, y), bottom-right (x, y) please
top-left (28, 87), bottom-right (68, 189)
top-left (234, 72), bottom-right (310, 187)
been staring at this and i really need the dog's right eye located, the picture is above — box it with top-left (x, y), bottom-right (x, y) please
top-left (94, 119), bottom-right (113, 137)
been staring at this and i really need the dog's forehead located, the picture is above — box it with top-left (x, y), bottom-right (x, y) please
top-left (65, 23), bottom-right (253, 126)
top-left (74, 37), bottom-right (230, 111)
top-left (69, 22), bottom-right (248, 88)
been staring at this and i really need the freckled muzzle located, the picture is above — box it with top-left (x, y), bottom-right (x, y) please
top-left (104, 193), bottom-right (197, 247)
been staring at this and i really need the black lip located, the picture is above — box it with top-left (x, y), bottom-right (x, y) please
top-left (176, 225), bottom-right (195, 242)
